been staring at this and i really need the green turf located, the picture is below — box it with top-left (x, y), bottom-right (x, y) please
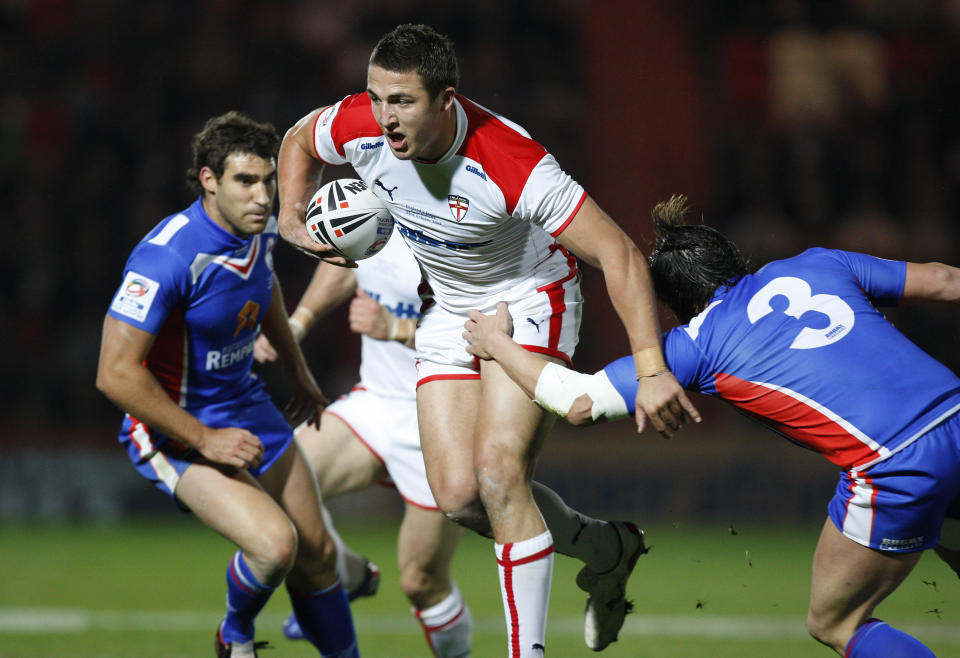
top-left (2, 519), bottom-right (958, 656)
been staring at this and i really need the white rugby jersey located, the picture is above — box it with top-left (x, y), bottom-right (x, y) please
top-left (312, 93), bottom-right (585, 314)
top-left (354, 232), bottom-right (421, 400)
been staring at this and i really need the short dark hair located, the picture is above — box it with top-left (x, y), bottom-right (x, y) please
top-left (370, 23), bottom-right (459, 99)
top-left (185, 111), bottom-right (279, 195)
top-left (648, 195), bottom-right (752, 323)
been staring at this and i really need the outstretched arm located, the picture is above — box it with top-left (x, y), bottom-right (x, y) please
top-left (901, 262), bottom-right (960, 304)
top-left (556, 197), bottom-right (700, 437)
top-left (464, 303), bottom-right (629, 425)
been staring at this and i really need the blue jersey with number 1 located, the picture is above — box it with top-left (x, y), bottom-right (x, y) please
top-left (605, 248), bottom-right (960, 470)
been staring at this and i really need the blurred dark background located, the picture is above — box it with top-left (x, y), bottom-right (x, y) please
top-left (3, 0), bottom-right (959, 523)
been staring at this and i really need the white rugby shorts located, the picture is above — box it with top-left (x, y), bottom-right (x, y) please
top-left (416, 274), bottom-right (582, 386)
top-left (323, 387), bottom-right (437, 510)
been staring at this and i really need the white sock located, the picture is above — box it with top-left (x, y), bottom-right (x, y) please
top-left (414, 584), bottom-right (473, 658)
top-left (495, 530), bottom-right (554, 658)
top-left (532, 482), bottom-right (619, 572)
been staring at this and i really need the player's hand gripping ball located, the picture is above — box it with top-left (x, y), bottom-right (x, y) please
top-left (305, 178), bottom-right (394, 260)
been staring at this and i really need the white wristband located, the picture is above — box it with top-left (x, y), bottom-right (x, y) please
top-left (288, 317), bottom-right (306, 340)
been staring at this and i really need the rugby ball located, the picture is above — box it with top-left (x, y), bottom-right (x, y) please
top-left (304, 178), bottom-right (394, 260)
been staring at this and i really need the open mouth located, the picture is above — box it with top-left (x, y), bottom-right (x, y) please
top-left (386, 132), bottom-right (407, 150)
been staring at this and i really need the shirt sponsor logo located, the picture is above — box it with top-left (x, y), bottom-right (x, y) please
top-left (361, 141), bottom-right (384, 150)
top-left (465, 164), bottom-right (487, 180)
top-left (448, 194), bottom-right (469, 222)
top-left (111, 271), bottom-right (160, 323)
top-left (206, 337), bottom-right (256, 370)
top-left (395, 221), bottom-right (492, 251)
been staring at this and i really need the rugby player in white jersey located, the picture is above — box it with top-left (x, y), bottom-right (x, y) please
top-left (255, 232), bottom-right (474, 656)
top-left (276, 24), bottom-right (700, 655)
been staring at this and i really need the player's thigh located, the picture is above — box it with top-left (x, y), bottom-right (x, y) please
top-left (296, 412), bottom-right (387, 498)
top-left (176, 461), bottom-right (294, 557)
top-left (417, 378), bottom-right (482, 500)
top-left (475, 355), bottom-right (560, 465)
top-left (809, 518), bottom-right (921, 627)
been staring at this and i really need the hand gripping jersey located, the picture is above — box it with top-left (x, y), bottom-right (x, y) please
top-left (606, 248), bottom-right (960, 471)
top-left (353, 232), bottom-right (421, 400)
top-left (108, 197), bottom-right (278, 411)
top-left (312, 93), bottom-right (585, 314)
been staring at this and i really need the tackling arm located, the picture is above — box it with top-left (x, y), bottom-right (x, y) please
top-left (555, 197), bottom-right (700, 436)
top-left (901, 262), bottom-right (960, 304)
top-left (464, 303), bottom-right (629, 425)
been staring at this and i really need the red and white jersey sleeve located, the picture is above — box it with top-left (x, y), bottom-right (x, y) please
top-left (313, 93), bottom-right (585, 314)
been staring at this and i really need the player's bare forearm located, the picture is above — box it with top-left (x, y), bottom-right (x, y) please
top-left (556, 197), bottom-right (700, 435)
top-left (277, 108), bottom-right (329, 254)
top-left (902, 262), bottom-right (960, 304)
top-left (556, 198), bottom-right (661, 352)
top-left (256, 263), bottom-right (357, 361)
top-left (298, 261), bottom-right (358, 325)
top-left (96, 316), bottom-right (208, 448)
top-left (98, 318), bottom-right (264, 469)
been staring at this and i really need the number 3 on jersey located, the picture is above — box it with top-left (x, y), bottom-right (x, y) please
top-left (746, 276), bottom-right (854, 349)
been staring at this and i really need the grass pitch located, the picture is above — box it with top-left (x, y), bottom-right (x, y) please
top-left (2, 519), bottom-right (959, 657)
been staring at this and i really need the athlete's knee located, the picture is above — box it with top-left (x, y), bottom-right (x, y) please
top-left (805, 607), bottom-right (847, 651)
top-left (430, 477), bottom-right (486, 530)
top-left (246, 516), bottom-right (299, 582)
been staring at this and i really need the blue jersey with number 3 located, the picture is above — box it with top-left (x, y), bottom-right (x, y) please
top-left (606, 248), bottom-right (960, 470)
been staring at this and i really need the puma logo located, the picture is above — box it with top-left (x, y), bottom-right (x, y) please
top-left (526, 317), bottom-right (542, 333)
top-left (375, 179), bottom-right (398, 200)
top-left (531, 643), bottom-right (545, 654)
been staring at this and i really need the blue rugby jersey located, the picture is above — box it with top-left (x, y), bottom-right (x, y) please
top-left (605, 248), bottom-right (960, 470)
top-left (108, 197), bottom-right (278, 410)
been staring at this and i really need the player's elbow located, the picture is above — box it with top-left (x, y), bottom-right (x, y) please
top-left (95, 359), bottom-right (126, 404)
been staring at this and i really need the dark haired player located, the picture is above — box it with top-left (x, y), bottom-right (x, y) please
top-left (464, 195), bottom-right (960, 658)
top-left (96, 111), bottom-right (359, 657)
top-left (275, 23), bottom-right (700, 656)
